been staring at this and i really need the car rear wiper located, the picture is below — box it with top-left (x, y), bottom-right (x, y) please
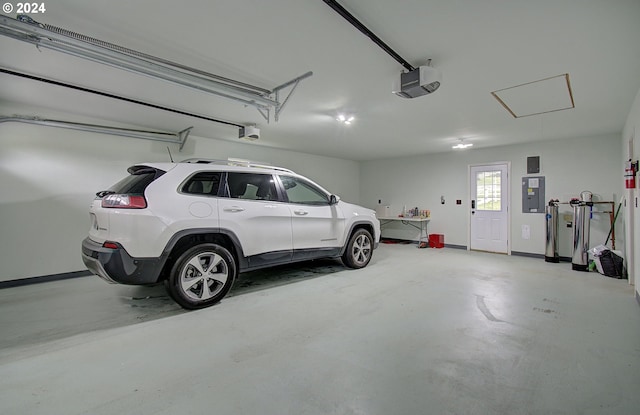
top-left (96, 190), bottom-right (115, 198)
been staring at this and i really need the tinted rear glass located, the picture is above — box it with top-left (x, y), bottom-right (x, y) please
top-left (109, 168), bottom-right (165, 195)
top-left (181, 171), bottom-right (222, 196)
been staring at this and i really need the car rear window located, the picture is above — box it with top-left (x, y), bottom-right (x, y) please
top-left (108, 167), bottom-right (165, 195)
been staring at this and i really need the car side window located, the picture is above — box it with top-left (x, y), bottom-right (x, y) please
top-left (226, 172), bottom-right (278, 201)
top-left (181, 171), bottom-right (221, 196)
top-left (280, 176), bottom-right (329, 205)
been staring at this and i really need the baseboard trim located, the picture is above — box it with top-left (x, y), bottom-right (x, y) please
top-left (0, 270), bottom-right (92, 289)
top-left (511, 251), bottom-right (544, 259)
top-left (444, 244), bottom-right (467, 250)
top-left (510, 251), bottom-right (572, 262)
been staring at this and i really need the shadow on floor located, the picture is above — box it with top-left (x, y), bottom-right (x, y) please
top-left (121, 258), bottom-right (344, 305)
top-left (0, 259), bottom-right (345, 353)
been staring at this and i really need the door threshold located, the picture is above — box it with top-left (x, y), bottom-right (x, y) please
top-left (469, 248), bottom-right (509, 255)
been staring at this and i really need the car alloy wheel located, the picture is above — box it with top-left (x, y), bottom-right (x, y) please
top-left (342, 229), bottom-right (373, 269)
top-left (166, 243), bottom-right (236, 309)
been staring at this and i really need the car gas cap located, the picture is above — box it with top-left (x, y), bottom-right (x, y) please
top-left (189, 202), bottom-right (213, 218)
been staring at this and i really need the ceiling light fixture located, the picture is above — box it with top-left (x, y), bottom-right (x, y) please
top-left (337, 114), bottom-right (355, 125)
top-left (452, 138), bottom-right (473, 149)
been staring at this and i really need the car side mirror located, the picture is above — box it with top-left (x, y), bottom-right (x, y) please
top-left (329, 194), bottom-right (340, 205)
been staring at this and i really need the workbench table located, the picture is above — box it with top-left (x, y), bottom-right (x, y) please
top-left (378, 216), bottom-right (430, 247)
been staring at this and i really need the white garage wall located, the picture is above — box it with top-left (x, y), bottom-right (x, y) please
top-left (360, 134), bottom-right (622, 258)
top-left (0, 121), bottom-right (359, 282)
top-left (622, 86), bottom-right (640, 292)
top-left (0, 116), bottom-right (626, 281)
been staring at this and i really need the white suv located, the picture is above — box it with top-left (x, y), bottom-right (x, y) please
top-left (81, 159), bottom-right (380, 309)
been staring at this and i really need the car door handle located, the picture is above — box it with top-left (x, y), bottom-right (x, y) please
top-left (293, 210), bottom-right (308, 216)
top-left (223, 206), bottom-right (245, 212)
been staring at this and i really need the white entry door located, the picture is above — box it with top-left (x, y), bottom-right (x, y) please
top-left (470, 163), bottom-right (509, 253)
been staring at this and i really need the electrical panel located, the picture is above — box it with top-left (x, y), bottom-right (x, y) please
top-left (527, 156), bottom-right (540, 174)
top-left (522, 176), bottom-right (545, 213)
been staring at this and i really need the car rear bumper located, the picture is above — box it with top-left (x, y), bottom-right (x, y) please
top-left (81, 237), bottom-right (164, 285)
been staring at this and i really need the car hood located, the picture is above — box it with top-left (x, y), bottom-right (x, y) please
top-left (339, 200), bottom-right (378, 220)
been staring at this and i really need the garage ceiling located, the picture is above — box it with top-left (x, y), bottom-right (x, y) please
top-left (1, 0), bottom-right (639, 161)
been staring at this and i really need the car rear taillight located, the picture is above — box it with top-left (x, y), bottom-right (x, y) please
top-left (101, 194), bottom-right (147, 209)
top-left (102, 241), bottom-right (119, 249)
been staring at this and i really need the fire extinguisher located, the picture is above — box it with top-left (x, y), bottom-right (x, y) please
top-left (625, 160), bottom-right (639, 189)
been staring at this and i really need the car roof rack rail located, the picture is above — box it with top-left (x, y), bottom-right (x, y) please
top-left (180, 158), bottom-right (294, 173)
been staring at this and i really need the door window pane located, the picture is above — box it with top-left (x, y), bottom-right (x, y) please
top-left (226, 172), bottom-right (278, 201)
top-left (280, 176), bottom-right (329, 205)
top-left (476, 171), bottom-right (501, 211)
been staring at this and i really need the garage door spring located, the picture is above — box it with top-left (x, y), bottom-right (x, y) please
top-left (18, 14), bottom-right (270, 95)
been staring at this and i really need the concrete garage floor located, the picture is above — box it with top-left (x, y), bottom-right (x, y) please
top-left (1, 245), bottom-right (639, 414)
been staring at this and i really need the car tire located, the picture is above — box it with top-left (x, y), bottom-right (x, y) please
top-left (341, 228), bottom-right (374, 269)
top-left (165, 243), bottom-right (237, 309)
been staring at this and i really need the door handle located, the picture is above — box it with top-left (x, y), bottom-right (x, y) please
top-left (294, 210), bottom-right (308, 216)
top-left (223, 206), bottom-right (245, 212)
top-left (471, 200), bottom-right (475, 209)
